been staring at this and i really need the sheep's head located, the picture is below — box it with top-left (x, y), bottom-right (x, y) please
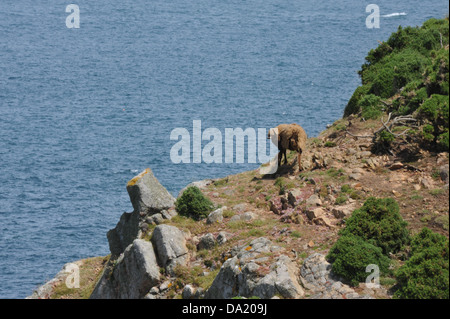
top-left (289, 132), bottom-right (302, 153)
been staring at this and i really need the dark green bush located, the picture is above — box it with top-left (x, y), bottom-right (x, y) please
top-left (344, 84), bottom-right (370, 116)
top-left (339, 197), bottom-right (409, 254)
top-left (175, 186), bottom-right (214, 220)
top-left (347, 17), bottom-right (449, 152)
top-left (394, 228), bottom-right (449, 299)
top-left (418, 94), bottom-right (449, 151)
top-left (326, 234), bottom-right (391, 286)
top-left (359, 94), bottom-right (383, 119)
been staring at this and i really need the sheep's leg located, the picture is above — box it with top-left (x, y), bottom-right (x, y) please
top-left (278, 150), bottom-right (283, 167)
top-left (297, 152), bottom-right (303, 171)
top-left (283, 149), bottom-right (288, 165)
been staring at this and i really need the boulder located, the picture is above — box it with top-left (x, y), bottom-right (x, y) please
top-left (305, 207), bottom-right (325, 221)
top-left (207, 207), bottom-right (225, 224)
top-left (216, 232), bottom-right (228, 245)
top-left (90, 239), bottom-right (160, 299)
top-left (205, 238), bottom-right (302, 299)
top-left (198, 233), bottom-right (216, 250)
top-left (182, 284), bottom-right (196, 299)
top-left (331, 204), bottom-right (355, 219)
top-left (107, 168), bottom-right (175, 257)
top-left (241, 212), bottom-right (257, 221)
top-left (306, 194), bottom-right (322, 207)
top-left (127, 168), bottom-right (175, 214)
top-left (288, 189), bottom-right (303, 206)
top-left (151, 225), bottom-right (189, 275)
top-left (300, 253), bottom-right (372, 299)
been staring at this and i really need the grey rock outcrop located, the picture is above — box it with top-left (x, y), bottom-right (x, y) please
top-left (127, 168), bottom-right (176, 214)
top-left (107, 168), bottom-right (176, 257)
top-left (90, 239), bottom-right (160, 299)
top-left (205, 237), bottom-right (303, 299)
top-left (151, 225), bottom-right (189, 275)
top-left (300, 253), bottom-right (372, 299)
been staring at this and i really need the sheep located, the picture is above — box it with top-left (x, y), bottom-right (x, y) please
top-left (267, 123), bottom-right (307, 171)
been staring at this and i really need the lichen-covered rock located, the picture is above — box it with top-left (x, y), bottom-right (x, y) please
top-left (207, 207), bottom-right (225, 224)
top-left (127, 168), bottom-right (175, 214)
top-left (107, 168), bottom-right (175, 257)
top-left (300, 253), bottom-right (372, 299)
top-left (204, 237), bottom-right (302, 299)
top-left (151, 224), bottom-right (189, 275)
top-left (90, 239), bottom-right (160, 299)
top-left (198, 233), bottom-right (216, 250)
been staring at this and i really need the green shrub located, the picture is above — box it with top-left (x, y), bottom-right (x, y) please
top-left (394, 228), bottom-right (449, 299)
top-left (339, 197), bottom-right (409, 254)
top-left (359, 94), bottom-right (383, 119)
top-left (175, 186), bottom-right (214, 220)
top-left (344, 85), bottom-right (370, 116)
top-left (326, 234), bottom-right (391, 286)
top-left (418, 94), bottom-right (449, 151)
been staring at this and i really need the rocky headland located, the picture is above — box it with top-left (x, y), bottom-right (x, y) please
top-left (28, 17), bottom-right (449, 299)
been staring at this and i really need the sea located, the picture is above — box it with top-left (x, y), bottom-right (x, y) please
top-left (0, 0), bottom-right (448, 299)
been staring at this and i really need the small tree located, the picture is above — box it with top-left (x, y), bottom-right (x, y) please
top-left (339, 197), bottom-right (409, 255)
top-left (326, 234), bottom-right (390, 286)
top-left (394, 228), bottom-right (449, 299)
top-left (175, 186), bottom-right (214, 220)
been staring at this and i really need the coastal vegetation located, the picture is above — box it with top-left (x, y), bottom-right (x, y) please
top-left (344, 17), bottom-right (449, 152)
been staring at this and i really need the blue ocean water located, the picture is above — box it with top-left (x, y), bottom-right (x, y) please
top-left (0, 0), bottom-right (448, 299)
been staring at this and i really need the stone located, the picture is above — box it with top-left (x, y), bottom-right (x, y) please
top-left (300, 253), bottom-right (372, 299)
top-left (305, 207), bottom-right (325, 220)
top-left (389, 162), bottom-right (404, 170)
top-left (420, 177), bottom-right (433, 190)
top-left (233, 203), bottom-right (247, 212)
top-left (313, 216), bottom-right (335, 228)
top-left (107, 168), bottom-right (175, 257)
top-left (288, 189), bottom-right (302, 206)
top-left (90, 239), bottom-right (160, 299)
top-left (332, 205), bottom-right (355, 219)
top-left (439, 165), bottom-right (449, 184)
top-left (216, 232), bottom-right (228, 245)
top-left (349, 173), bottom-right (361, 181)
top-left (229, 214), bottom-right (242, 222)
top-left (204, 238), bottom-right (302, 299)
top-left (241, 211), bottom-right (256, 221)
top-left (151, 225), bottom-right (189, 275)
top-left (207, 207), bottom-right (225, 224)
top-left (306, 194), bottom-right (322, 206)
top-left (148, 213), bottom-right (164, 225)
top-left (198, 233), bottom-right (216, 250)
top-left (182, 285), bottom-right (196, 299)
top-left (127, 168), bottom-right (176, 214)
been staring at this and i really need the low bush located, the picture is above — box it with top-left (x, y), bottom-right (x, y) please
top-left (175, 186), bottom-right (214, 220)
top-left (339, 197), bottom-right (409, 254)
top-left (326, 234), bottom-right (391, 286)
top-left (394, 228), bottom-right (449, 299)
